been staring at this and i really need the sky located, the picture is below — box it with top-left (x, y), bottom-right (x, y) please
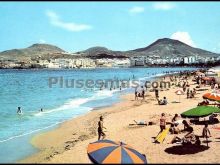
top-left (1, 1), bottom-right (220, 53)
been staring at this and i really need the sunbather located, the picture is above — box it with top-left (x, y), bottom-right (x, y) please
top-left (198, 99), bottom-right (209, 106)
top-left (133, 120), bottom-right (148, 125)
top-left (169, 123), bottom-right (180, 134)
top-left (169, 127), bottom-right (200, 145)
top-left (129, 120), bottom-right (148, 126)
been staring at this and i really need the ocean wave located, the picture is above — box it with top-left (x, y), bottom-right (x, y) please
top-left (34, 98), bottom-right (92, 116)
top-left (34, 89), bottom-right (118, 117)
top-left (0, 122), bottom-right (61, 143)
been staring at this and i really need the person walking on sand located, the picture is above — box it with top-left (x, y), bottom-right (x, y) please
top-left (141, 86), bottom-right (145, 100)
top-left (155, 88), bottom-right (159, 99)
top-left (98, 116), bottom-right (106, 140)
top-left (135, 88), bottom-right (138, 100)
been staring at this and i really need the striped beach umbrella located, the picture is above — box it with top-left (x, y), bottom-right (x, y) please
top-left (87, 139), bottom-right (147, 164)
top-left (203, 92), bottom-right (220, 102)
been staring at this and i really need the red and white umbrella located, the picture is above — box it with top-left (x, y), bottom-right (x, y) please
top-left (175, 89), bottom-right (184, 103)
top-left (203, 92), bottom-right (220, 102)
top-left (175, 89), bottom-right (184, 95)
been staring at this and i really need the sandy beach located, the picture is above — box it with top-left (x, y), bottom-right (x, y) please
top-left (19, 74), bottom-right (220, 164)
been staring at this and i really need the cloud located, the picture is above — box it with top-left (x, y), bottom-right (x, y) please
top-left (129, 6), bottom-right (145, 14)
top-left (153, 2), bottom-right (176, 11)
top-left (46, 10), bottom-right (92, 32)
top-left (171, 31), bottom-right (196, 47)
top-left (39, 39), bottom-right (46, 44)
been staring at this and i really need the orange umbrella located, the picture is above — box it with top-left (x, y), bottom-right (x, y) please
top-left (203, 92), bottom-right (220, 102)
top-left (202, 77), bottom-right (213, 81)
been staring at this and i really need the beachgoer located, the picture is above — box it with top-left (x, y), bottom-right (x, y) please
top-left (40, 108), bottom-right (43, 112)
top-left (198, 99), bottom-right (209, 106)
top-left (189, 90), bottom-right (194, 98)
top-left (172, 114), bottom-right (179, 123)
top-left (169, 123), bottom-right (180, 134)
top-left (157, 97), bottom-right (167, 105)
top-left (162, 97), bottom-right (168, 105)
top-left (17, 107), bottom-right (22, 114)
top-left (202, 123), bottom-right (211, 138)
top-left (209, 113), bottom-right (219, 123)
top-left (141, 86), bottom-right (145, 100)
top-left (170, 127), bottom-right (197, 145)
top-left (135, 89), bottom-right (138, 100)
top-left (182, 120), bottom-right (192, 132)
top-left (159, 113), bottom-right (166, 133)
top-left (134, 120), bottom-right (147, 125)
top-left (193, 88), bottom-right (196, 95)
top-left (155, 88), bottom-right (159, 99)
top-left (186, 88), bottom-right (190, 99)
top-left (98, 116), bottom-right (106, 140)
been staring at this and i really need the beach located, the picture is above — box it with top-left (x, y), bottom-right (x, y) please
top-left (19, 73), bottom-right (220, 163)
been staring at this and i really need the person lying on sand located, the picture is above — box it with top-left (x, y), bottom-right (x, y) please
top-left (198, 99), bottom-right (209, 106)
top-left (168, 127), bottom-right (200, 145)
top-left (128, 120), bottom-right (148, 126)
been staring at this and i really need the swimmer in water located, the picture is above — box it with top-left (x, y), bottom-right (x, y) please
top-left (17, 107), bottom-right (22, 114)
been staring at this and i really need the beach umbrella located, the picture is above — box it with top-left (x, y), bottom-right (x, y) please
top-left (175, 89), bottom-right (184, 103)
top-left (202, 77), bottom-right (213, 81)
top-left (203, 92), bottom-right (220, 102)
top-left (181, 106), bottom-right (220, 118)
top-left (87, 139), bottom-right (147, 164)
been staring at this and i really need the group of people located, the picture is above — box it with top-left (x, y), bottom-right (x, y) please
top-left (154, 87), bottom-right (168, 105)
top-left (135, 86), bottom-right (145, 100)
top-left (186, 88), bottom-right (196, 99)
top-left (158, 113), bottom-right (212, 145)
top-left (16, 107), bottom-right (43, 115)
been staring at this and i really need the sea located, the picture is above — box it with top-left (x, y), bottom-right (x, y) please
top-left (0, 67), bottom-right (198, 162)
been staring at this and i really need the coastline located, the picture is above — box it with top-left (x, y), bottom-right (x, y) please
top-left (18, 92), bottom-right (135, 163)
top-left (19, 69), bottom-right (220, 163)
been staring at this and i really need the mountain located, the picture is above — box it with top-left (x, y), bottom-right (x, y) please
top-left (1, 38), bottom-right (219, 62)
top-left (126, 38), bottom-right (220, 58)
top-left (0, 43), bottom-right (66, 61)
top-left (78, 38), bottom-right (219, 59)
top-left (80, 46), bottom-right (127, 59)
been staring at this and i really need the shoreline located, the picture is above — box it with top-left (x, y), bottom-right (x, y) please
top-left (18, 92), bottom-right (135, 163)
top-left (19, 68), bottom-right (220, 163)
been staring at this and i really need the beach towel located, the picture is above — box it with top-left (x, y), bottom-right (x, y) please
top-left (155, 128), bottom-right (169, 143)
